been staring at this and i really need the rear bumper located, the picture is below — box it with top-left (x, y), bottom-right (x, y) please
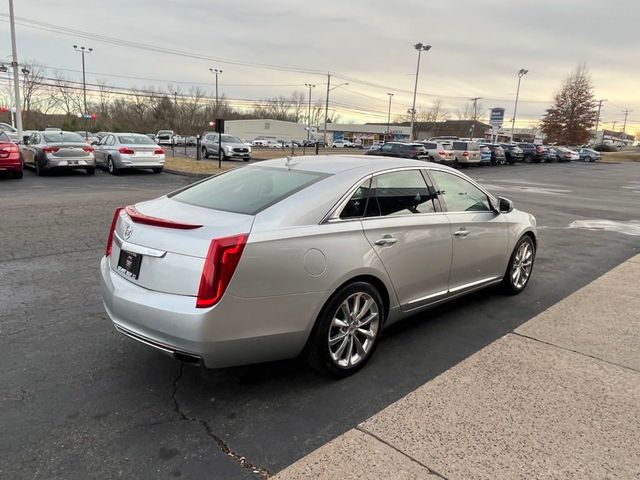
top-left (100, 256), bottom-right (324, 368)
top-left (116, 156), bottom-right (165, 169)
top-left (0, 159), bottom-right (22, 172)
top-left (43, 156), bottom-right (95, 169)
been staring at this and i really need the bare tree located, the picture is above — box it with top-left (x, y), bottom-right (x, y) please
top-left (53, 72), bottom-right (84, 116)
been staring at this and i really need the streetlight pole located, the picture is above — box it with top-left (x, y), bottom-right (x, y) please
top-left (510, 68), bottom-right (528, 143)
top-left (305, 83), bottom-right (315, 142)
top-left (209, 68), bottom-right (223, 110)
top-left (386, 93), bottom-right (394, 141)
top-left (8, 0), bottom-right (23, 141)
top-left (323, 77), bottom-right (349, 147)
top-left (410, 43), bottom-right (431, 141)
top-left (73, 45), bottom-right (93, 139)
top-left (594, 99), bottom-right (606, 143)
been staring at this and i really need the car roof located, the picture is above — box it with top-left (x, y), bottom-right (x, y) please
top-left (252, 154), bottom-right (457, 176)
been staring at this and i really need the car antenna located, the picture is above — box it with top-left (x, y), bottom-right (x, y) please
top-left (285, 156), bottom-right (297, 169)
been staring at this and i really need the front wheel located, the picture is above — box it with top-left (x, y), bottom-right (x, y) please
top-left (502, 236), bottom-right (536, 295)
top-left (584, 156), bottom-right (592, 162)
top-left (306, 282), bottom-right (384, 377)
top-left (201, 147), bottom-right (209, 159)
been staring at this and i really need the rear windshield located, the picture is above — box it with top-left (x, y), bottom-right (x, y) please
top-left (169, 166), bottom-right (329, 215)
top-left (118, 135), bottom-right (155, 145)
top-left (43, 132), bottom-right (83, 143)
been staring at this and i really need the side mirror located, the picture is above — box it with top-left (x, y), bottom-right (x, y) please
top-left (498, 196), bottom-right (514, 214)
top-left (91, 141), bottom-right (99, 146)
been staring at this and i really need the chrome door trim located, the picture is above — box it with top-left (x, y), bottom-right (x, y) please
top-left (449, 276), bottom-right (499, 294)
top-left (406, 289), bottom-right (449, 305)
top-left (114, 234), bottom-right (167, 258)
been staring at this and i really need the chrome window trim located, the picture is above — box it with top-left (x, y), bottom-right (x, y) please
top-left (322, 166), bottom-right (441, 224)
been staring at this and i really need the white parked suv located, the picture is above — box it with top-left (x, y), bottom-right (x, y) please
top-left (331, 140), bottom-right (355, 148)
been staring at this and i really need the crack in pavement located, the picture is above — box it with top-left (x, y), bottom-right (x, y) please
top-left (171, 364), bottom-right (271, 479)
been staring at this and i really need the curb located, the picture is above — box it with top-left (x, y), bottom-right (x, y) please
top-left (163, 168), bottom-right (212, 179)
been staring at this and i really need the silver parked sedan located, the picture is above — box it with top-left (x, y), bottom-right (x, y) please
top-left (100, 155), bottom-right (537, 376)
top-left (22, 130), bottom-right (96, 175)
top-left (93, 133), bottom-right (165, 174)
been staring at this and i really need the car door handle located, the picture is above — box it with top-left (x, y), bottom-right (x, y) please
top-left (454, 229), bottom-right (470, 238)
top-left (375, 236), bottom-right (398, 246)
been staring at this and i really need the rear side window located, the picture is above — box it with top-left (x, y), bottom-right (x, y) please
top-left (366, 170), bottom-right (436, 217)
top-left (340, 178), bottom-right (372, 219)
top-left (452, 141), bottom-right (465, 149)
top-left (170, 166), bottom-right (328, 215)
top-left (423, 142), bottom-right (437, 149)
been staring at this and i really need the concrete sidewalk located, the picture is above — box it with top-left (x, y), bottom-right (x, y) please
top-left (274, 255), bottom-right (640, 480)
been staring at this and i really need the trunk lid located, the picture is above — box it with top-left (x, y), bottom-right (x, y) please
top-left (109, 196), bottom-right (254, 296)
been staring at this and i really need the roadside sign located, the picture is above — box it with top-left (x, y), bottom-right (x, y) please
top-left (490, 108), bottom-right (505, 127)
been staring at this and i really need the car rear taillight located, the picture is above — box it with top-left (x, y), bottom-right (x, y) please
top-left (119, 147), bottom-right (135, 154)
top-left (83, 146), bottom-right (94, 153)
top-left (197, 234), bottom-right (248, 308)
top-left (125, 205), bottom-right (203, 230)
top-left (438, 150), bottom-right (446, 156)
top-left (153, 148), bottom-right (164, 155)
top-left (105, 207), bottom-right (124, 257)
top-left (42, 146), bottom-right (59, 153)
top-left (463, 151), bottom-right (469, 157)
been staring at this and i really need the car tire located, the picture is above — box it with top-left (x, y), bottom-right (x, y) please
top-left (35, 158), bottom-right (44, 176)
top-left (453, 158), bottom-right (460, 169)
top-left (108, 157), bottom-right (118, 175)
top-left (152, 167), bottom-right (163, 174)
top-left (201, 147), bottom-right (209, 159)
top-left (584, 156), bottom-right (592, 162)
top-left (243, 158), bottom-right (250, 162)
top-left (14, 169), bottom-right (23, 179)
top-left (523, 154), bottom-right (532, 163)
top-left (306, 281), bottom-right (384, 378)
top-left (501, 235), bottom-right (536, 295)
top-left (86, 167), bottom-right (96, 175)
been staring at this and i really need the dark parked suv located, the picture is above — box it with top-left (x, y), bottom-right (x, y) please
top-left (365, 142), bottom-right (428, 160)
top-left (499, 143), bottom-right (524, 164)
top-left (517, 143), bottom-right (546, 163)
top-left (478, 143), bottom-right (507, 165)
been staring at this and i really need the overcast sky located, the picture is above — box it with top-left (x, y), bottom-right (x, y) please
top-left (1, 0), bottom-right (639, 131)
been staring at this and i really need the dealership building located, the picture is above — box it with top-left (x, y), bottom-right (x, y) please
top-left (224, 119), bottom-right (410, 146)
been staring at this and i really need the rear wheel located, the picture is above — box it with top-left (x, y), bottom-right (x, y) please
top-left (152, 167), bottom-right (163, 174)
top-left (306, 282), bottom-right (384, 377)
top-left (584, 155), bottom-right (592, 162)
top-left (86, 167), bottom-right (96, 175)
top-left (13, 169), bottom-right (23, 179)
top-left (35, 158), bottom-right (44, 176)
top-left (108, 157), bottom-right (118, 175)
top-left (502, 236), bottom-right (535, 295)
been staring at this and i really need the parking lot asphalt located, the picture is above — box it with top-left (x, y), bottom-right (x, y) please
top-left (1, 161), bottom-right (639, 479)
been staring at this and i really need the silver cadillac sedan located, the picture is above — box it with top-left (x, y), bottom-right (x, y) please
top-left (100, 155), bottom-right (537, 376)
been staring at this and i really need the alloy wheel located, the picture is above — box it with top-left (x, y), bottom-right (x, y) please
top-left (328, 292), bottom-right (380, 368)
top-left (511, 241), bottom-right (534, 289)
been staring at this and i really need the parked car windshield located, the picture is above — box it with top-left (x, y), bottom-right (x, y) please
top-left (221, 135), bottom-right (242, 143)
top-left (117, 134), bottom-right (155, 145)
top-left (43, 132), bottom-right (84, 143)
top-left (169, 166), bottom-right (328, 215)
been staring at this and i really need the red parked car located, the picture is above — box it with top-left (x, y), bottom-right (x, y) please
top-left (0, 131), bottom-right (22, 179)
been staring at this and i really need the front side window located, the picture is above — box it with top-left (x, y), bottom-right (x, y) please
top-left (366, 170), bottom-right (436, 217)
top-left (430, 171), bottom-right (492, 213)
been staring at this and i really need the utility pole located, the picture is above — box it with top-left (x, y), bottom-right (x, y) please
top-left (470, 96), bottom-right (482, 139)
top-left (594, 99), bottom-right (606, 143)
top-left (323, 73), bottom-right (330, 148)
top-left (73, 45), bottom-right (93, 139)
top-left (510, 69), bottom-right (528, 143)
top-left (305, 83), bottom-right (315, 142)
top-left (209, 68), bottom-right (223, 110)
top-left (8, 0), bottom-right (23, 141)
top-left (410, 43), bottom-right (431, 141)
top-left (386, 93), bottom-right (394, 141)
top-left (622, 109), bottom-right (631, 134)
